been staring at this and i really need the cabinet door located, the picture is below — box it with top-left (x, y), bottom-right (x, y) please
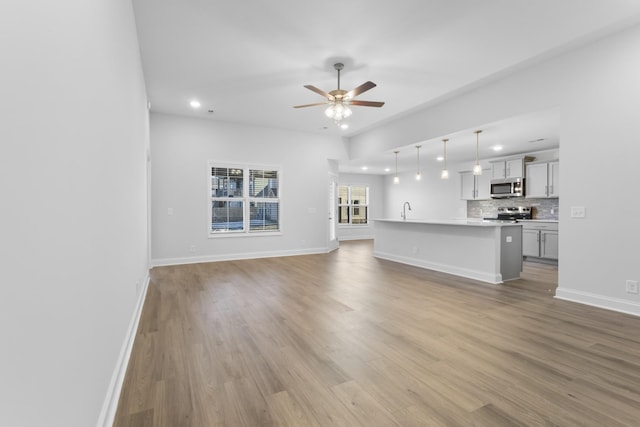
top-left (522, 229), bottom-right (540, 257)
top-left (525, 163), bottom-right (549, 198)
top-left (541, 231), bottom-right (559, 259)
top-left (476, 169), bottom-right (492, 200)
top-left (491, 161), bottom-right (506, 180)
top-left (460, 172), bottom-right (476, 200)
top-left (505, 158), bottom-right (524, 179)
top-left (548, 161), bottom-right (559, 197)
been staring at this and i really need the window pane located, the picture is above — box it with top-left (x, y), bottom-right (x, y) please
top-left (351, 206), bottom-right (368, 224)
top-left (250, 169), bottom-right (278, 198)
top-left (250, 201), bottom-right (279, 231)
top-left (338, 186), bottom-right (349, 205)
top-left (211, 167), bottom-right (243, 197)
top-left (351, 186), bottom-right (367, 205)
top-left (211, 200), bottom-right (244, 232)
top-left (338, 206), bottom-right (350, 224)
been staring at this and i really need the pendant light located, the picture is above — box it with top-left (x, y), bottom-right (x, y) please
top-left (473, 130), bottom-right (483, 176)
top-left (415, 145), bottom-right (422, 181)
top-left (440, 138), bottom-right (449, 180)
top-left (393, 150), bottom-right (400, 184)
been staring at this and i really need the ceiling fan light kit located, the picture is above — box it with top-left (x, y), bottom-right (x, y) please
top-left (294, 62), bottom-right (384, 126)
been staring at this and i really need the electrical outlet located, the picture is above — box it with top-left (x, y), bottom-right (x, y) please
top-left (570, 206), bottom-right (586, 218)
top-left (626, 280), bottom-right (639, 294)
top-left (189, 245), bottom-right (196, 253)
top-left (506, 236), bottom-right (513, 243)
top-left (412, 246), bottom-right (419, 254)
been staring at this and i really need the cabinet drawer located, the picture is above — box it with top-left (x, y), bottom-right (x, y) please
top-left (521, 222), bottom-right (558, 231)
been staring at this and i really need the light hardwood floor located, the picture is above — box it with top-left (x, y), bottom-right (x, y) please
top-left (114, 240), bottom-right (640, 426)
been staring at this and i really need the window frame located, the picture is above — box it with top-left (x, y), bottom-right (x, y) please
top-left (209, 162), bottom-right (282, 238)
top-left (338, 185), bottom-right (369, 226)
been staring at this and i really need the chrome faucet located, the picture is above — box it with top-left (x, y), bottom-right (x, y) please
top-left (401, 201), bottom-right (412, 221)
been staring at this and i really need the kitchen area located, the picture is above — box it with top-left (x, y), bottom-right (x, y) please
top-left (364, 140), bottom-right (560, 285)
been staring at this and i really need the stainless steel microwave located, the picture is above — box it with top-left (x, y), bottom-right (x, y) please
top-left (490, 178), bottom-right (524, 198)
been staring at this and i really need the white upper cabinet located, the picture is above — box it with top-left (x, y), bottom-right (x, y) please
top-left (525, 161), bottom-right (559, 198)
top-left (490, 157), bottom-right (529, 180)
top-left (491, 161), bottom-right (507, 180)
top-left (477, 170), bottom-right (491, 199)
top-left (460, 169), bottom-right (491, 200)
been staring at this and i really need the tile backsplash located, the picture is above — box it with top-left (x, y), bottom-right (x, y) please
top-left (468, 198), bottom-right (559, 220)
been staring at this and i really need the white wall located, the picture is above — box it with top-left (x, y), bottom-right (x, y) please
top-left (349, 23), bottom-right (640, 316)
top-left (337, 173), bottom-right (384, 240)
top-left (151, 113), bottom-right (349, 265)
top-left (382, 164), bottom-right (467, 221)
top-left (0, 1), bottom-right (150, 426)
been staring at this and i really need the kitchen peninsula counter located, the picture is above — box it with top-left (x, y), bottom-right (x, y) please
top-left (373, 219), bottom-right (523, 284)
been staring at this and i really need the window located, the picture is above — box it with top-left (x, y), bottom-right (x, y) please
top-left (210, 164), bottom-right (280, 235)
top-left (338, 185), bottom-right (369, 225)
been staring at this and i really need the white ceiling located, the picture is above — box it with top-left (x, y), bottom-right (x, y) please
top-left (132, 0), bottom-right (640, 173)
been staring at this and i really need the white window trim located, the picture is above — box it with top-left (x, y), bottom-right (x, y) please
top-left (208, 161), bottom-right (283, 238)
top-left (338, 184), bottom-right (370, 227)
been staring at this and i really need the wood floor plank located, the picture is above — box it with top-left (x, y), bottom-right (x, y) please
top-left (114, 240), bottom-right (640, 426)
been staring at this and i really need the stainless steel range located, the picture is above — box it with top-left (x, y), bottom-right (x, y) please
top-left (484, 206), bottom-right (532, 223)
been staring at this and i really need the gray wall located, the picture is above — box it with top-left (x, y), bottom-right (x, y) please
top-left (0, 1), bottom-right (150, 426)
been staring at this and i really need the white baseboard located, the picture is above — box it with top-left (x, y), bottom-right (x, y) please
top-left (152, 246), bottom-right (330, 267)
top-left (338, 235), bottom-right (374, 241)
top-left (96, 272), bottom-right (151, 427)
top-left (373, 250), bottom-right (502, 284)
top-left (555, 288), bottom-right (640, 317)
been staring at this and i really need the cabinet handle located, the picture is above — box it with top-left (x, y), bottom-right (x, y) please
top-left (545, 185), bottom-right (548, 196)
top-left (550, 185), bottom-right (554, 195)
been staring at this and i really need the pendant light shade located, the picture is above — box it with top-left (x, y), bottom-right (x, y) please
top-left (473, 130), bottom-right (483, 176)
top-left (440, 138), bottom-right (449, 180)
top-left (393, 150), bottom-right (400, 184)
top-left (415, 145), bottom-right (422, 181)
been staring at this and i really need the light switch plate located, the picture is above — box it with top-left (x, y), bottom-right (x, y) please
top-left (570, 206), bottom-right (586, 218)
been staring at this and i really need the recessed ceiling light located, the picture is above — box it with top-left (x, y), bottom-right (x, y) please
top-left (190, 100), bottom-right (201, 108)
top-left (493, 145), bottom-right (503, 151)
top-left (436, 156), bottom-right (444, 162)
top-left (384, 167), bottom-right (390, 172)
top-left (340, 123), bottom-right (349, 130)
top-left (361, 166), bottom-right (368, 171)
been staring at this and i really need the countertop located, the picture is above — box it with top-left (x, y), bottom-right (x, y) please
top-left (517, 219), bottom-right (559, 223)
top-left (374, 218), bottom-right (522, 227)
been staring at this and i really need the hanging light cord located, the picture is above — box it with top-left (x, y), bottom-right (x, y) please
top-left (394, 151), bottom-right (399, 175)
top-left (443, 139), bottom-right (448, 170)
top-left (475, 130), bottom-right (482, 164)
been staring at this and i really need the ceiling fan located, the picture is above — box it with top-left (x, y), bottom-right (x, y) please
top-left (293, 62), bottom-right (385, 124)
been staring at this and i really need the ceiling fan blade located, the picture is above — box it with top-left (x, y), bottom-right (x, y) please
top-left (293, 102), bottom-right (328, 108)
top-left (347, 81), bottom-right (376, 98)
top-left (304, 85), bottom-right (333, 100)
top-left (349, 100), bottom-right (385, 107)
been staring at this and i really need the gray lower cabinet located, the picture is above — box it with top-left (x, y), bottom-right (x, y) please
top-left (522, 221), bottom-right (558, 260)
